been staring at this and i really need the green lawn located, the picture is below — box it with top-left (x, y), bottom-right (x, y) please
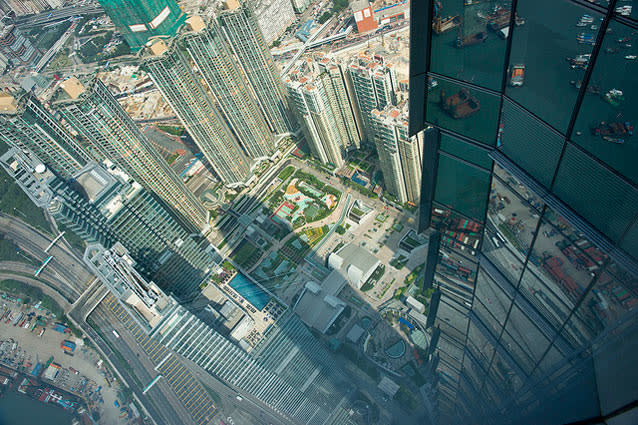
top-left (230, 240), bottom-right (262, 269)
top-left (278, 165), bottom-right (295, 181)
top-left (0, 159), bottom-right (51, 235)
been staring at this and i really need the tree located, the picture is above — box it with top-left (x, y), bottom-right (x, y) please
top-left (318, 11), bottom-right (332, 24)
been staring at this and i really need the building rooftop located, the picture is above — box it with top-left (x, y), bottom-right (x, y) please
top-left (0, 92), bottom-right (17, 114)
top-left (75, 165), bottom-right (115, 203)
top-left (328, 243), bottom-right (381, 288)
top-left (294, 270), bottom-right (348, 333)
top-left (185, 15), bottom-right (206, 32)
top-left (59, 77), bottom-right (86, 100)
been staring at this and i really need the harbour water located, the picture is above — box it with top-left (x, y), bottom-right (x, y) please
top-left (0, 388), bottom-right (74, 425)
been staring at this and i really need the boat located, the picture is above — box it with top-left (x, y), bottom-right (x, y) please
top-left (441, 88), bottom-right (481, 119)
top-left (603, 89), bottom-right (624, 107)
top-left (625, 55), bottom-right (637, 60)
top-left (488, 8), bottom-right (511, 30)
top-left (590, 24), bottom-right (598, 30)
top-left (515, 15), bottom-right (525, 26)
top-left (464, 0), bottom-right (480, 5)
top-left (456, 31), bottom-right (488, 47)
top-left (567, 54), bottom-right (591, 69)
top-left (605, 47), bottom-right (619, 54)
top-left (579, 14), bottom-right (594, 24)
top-left (602, 136), bottom-right (625, 144)
top-left (570, 80), bottom-right (601, 94)
top-left (592, 121), bottom-right (633, 137)
top-left (427, 76), bottom-right (438, 91)
top-left (432, 16), bottom-right (462, 34)
top-left (509, 64), bottom-right (525, 86)
top-left (577, 33), bottom-right (595, 45)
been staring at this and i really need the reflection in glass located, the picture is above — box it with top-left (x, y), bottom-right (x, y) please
top-left (426, 78), bottom-right (501, 144)
top-left (434, 153), bottom-right (491, 220)
top-left (431, 205), bottom-right (484, 256)
top-left (566, 263), bottom-right (637, 348)
top-left (483, 168), bottom-right (542, 283)
top-left (430, 0), bottom-right (510, 90)
top-left (507, 0), bottom-right (604, 132)
top-left (572, 19), bottom-right (638, 184)
top-left (499, 99), bottom-right (564, 188)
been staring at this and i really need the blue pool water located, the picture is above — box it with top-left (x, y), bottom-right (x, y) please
top-left (351, 172), bottom-right (368, 187)
top-left (229, 273), bottom-right (270, 310)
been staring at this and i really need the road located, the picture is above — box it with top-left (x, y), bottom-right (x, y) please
top-left (0, 213), bottom-right (93, 300)
top-left (15, 5), bottom-right (103, 28)
top-left (85, 299), bottom-right (196, 425)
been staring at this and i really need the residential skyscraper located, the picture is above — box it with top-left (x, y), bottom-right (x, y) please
top-left (317, 58), bottom-right (363, 152)
top-left (51, 76), bottom-right (208, 230)
top-left (371, 105), bottom-right (422, 204)
top-left (286, 69), bottom-right (346, 168)
top-left (6, 155), bottom-right (218, 298)
top-left (96, 0), bottom-right (186, 51)
top-left (348, 55), bottom-right (397, 143)
top-left (142, 39), bottom-right (253, 187)
top-left (218, 0), bottom-right (296, 135)
top-left (180, 16), bottom-right (276, 160)
top-left (0, 93), bottom-right (91, 178)
top-left (410, 1), bottom-right (638, 424)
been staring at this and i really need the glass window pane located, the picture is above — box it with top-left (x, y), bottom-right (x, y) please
top-left (621, 221), bottom-right (638, 261)
top-left (426, 78), bottom-right (501, 145)
top-left (500, 327), bottom-right (537, 374)
top-left (505, 303), bottom-right (553, 371)
top-left (439, 133), bottom-right (492, 169)
top-left (518, 268), bottom-right (573, 331)
top-left (474, 268), bottom-right (512, 326)
top-left (553, 144), bottom-right (638, 243)
top-left (436, 298), bottom-right (470, 344)
top-left (489, 349), bottom-right (524, 392)
top-left (429, 1), bottom-right (509, 90)
top-left (475, 298), bottom-right (503, 338)
top-left (467, 320), bottom-right (495, 369)
top-left (434, 153), bottom-right (491, 220)
top-left (437, 246), bottom-right (478, 300)
top-left (493, 163), bottom-right (545, 212)
top-left (507, 0), bottom-right (604, 132)
top-left (572, 19), bottom-right (638, 185)
top-left (565, 262), bottom-right (637, 349)
top-left (483, 168), bottom-right (543, 283)
top-left (432, 205), bottom-right (484, 256)
top-left (499, 99), bottom-right (564, 188)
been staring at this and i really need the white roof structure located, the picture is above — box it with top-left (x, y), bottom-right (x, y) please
top-left (294, 270), bottom-right (348, 333)
top-left (328, 243), bottom-right (381, 289)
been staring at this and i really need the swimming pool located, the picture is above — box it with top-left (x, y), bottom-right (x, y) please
top-left (229, 273), bottom-right (271, 310)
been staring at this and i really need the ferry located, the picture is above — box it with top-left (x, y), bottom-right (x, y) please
top-left (509, 65), bottom-right (525, 86)
top-left (625, 55), bottom-right (637, 60)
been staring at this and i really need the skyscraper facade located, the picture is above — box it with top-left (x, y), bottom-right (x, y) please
top-left (142, 39), bottom-right (253, 186)
top-left (218, 1), bottom-right (296, 135)
top-left (52, 77), bottom-right (208, 229)
top-left (46, 161), bottom-right (216, 298)
top-left (409, 1), bottom-right (637, 424)
top-left (85, 242), bottom-right (353, 425)
top-left (180, 16), bottom-right (276, 160)
top-left (348, 55), bottom-right (398, 144)
top-left (0, 93), bottom-right (91, 178)
top-left (371, 105), bottom-right (422, 204)
top-left (318, 58), bottom-right (363, 152)
top-left (97, 0), bottom-right (186, 51)
top-left (286, 69), bottom-right (346, 168)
